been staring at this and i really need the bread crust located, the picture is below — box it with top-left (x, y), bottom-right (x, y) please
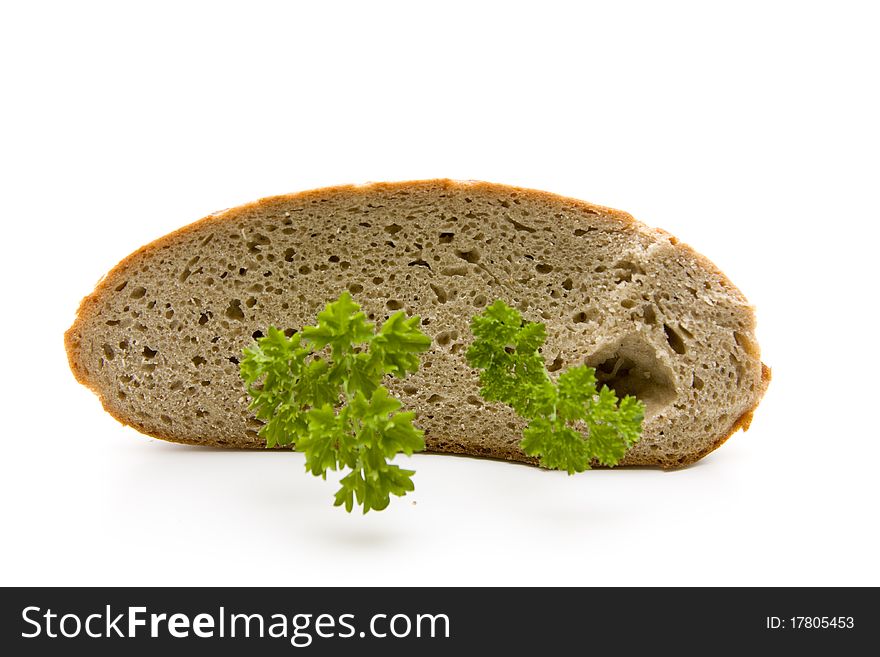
top-left (65, 179), bottom-right (768, 468)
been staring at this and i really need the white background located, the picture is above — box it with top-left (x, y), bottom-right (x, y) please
top-left (1, 1), bottom-right (878, 587)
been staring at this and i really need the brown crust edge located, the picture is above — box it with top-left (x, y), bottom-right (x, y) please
top-left (65, 179), bottom-right (770, 468)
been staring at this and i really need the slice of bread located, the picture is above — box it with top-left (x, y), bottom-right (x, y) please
top-left (65, 180), bottom-right (769, 467)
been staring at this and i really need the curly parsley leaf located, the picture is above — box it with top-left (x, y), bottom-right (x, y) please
top-left (466, 300), bottom-right (645, 474)
top-left (241, 292), bottom-right (430, 512)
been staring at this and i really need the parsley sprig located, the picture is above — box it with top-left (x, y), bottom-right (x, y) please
top-left (240, 292), bottom-right (431, 513)
top-left (466, 300), bottom-right (644, 473)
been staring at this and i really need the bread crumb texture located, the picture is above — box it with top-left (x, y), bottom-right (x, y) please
top-left (65, 180), bottom-right (768, 467)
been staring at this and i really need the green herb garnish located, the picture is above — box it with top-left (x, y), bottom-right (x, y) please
top-left (240, 292), bottom-right (431, 513)
top-left (466, 300), bottom-right (644, 473)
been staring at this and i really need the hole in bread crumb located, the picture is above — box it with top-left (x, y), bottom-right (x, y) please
top-left (548, 355), bottom-right (564, 372)
top-left (663, 324), bottom-right (687, 355)
top-left (245, 297), bottom-right (257, 308)
top-left (613, 260), bottom-right (645, 284)
top-left (436, 331), bottom-right (457, 347)
top-left (454, 248), bottom-right (480, 264)
top-left (505, 217), bottom-right (536, 233)
top-left (535, 263), bottom-right (553, 274)
top-left (160, 414), bottom-right (173, 424)
top-left (473, 294), bottom-right (487, 307)
top-left (430, 284), bottom-right (448, 304)
top-left (403, 385), bottom-right (418, 395)
top-left (642, 305), bottom-right (657, 325)
top-left (130, 286), bottom-right (146, 299)
top-left (439, 232), bottom-right (454, 243)
top-left (621, 299), bottom-right (636, 309)
top-left (440, 265), bottom-right (469, 276)
top-left (348, 283), bottom-right (364, 294)
top-left (102, 344), bottom-right (115, 360)
top-left (252, 330), bottom-right (264, 340)
top-left (115, 281), bottom-right (128, 292)
top-left (427, 394), bottom-right (442, 404)
top-left (384, 223), bottom-right (403, 234)
top-left (192, 356), bottom-right (207, 367)
top-left (247, 233), bottom-right (270, 253)
top-left (408, 259), bottom-right (431, 269)
top-left (734, 331), bottom-right (759, 359)
top-left (692, 374), bottom-right (704, 390)
top-left (142, 346), bottom-right (157, 359)
top-left (466, 395), bottom-right (482, 407)
top-left (562, 278), bottom-right (573, 291)
top-left (225, 299), bottom-right (245, 320)
top-left (588, 335), bottom-right (677, 417)
top-left (386, 300), bottom-right (404, 310)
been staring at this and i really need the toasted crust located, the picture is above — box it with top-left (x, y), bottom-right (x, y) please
top-left (65, 179), bottom-right (768, 468)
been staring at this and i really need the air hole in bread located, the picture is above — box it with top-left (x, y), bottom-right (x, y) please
top-left (466, 395), bottom-right (482, 407)
top-left (440, 265), bottom-right (469, 276)
top-left (472, 294), bottom-right (487, 307)
top-left (429, 284), bottom-right (448, 304)
top-left (548, 355), bottom-right (564, 372)
top-left (439, 232), bottom-right (454, 244)
top-left (562, 278), bottom-right (574, 291)
top-left (536, 263), bottom-right (553, 274)
top-left (408, 259), bottom-right (431, 269)
top-left (102, 344), bottom-right (115, 360)
top-left (427, 394), bottom-right (442, 404)
top-left (130, 286), bottom-right (147, 299)
top-left (505, 217), bottom-right (536, 233)
top-left (247, 234), bottom-right (270, 253)
top-left (663, 324), bottom-right (686, 355)
top-left (348, 283), bottom-right (364, 294)
top-left (386, 299), bottom-right (404, 310)
top-left (642, 304), bottom-right (657, 325)
top-left (436, 331), bottom-right (456, 347)
top-left (454, 248), bottom-right (480, 264)
top-left (733, 331), bottom-right (759, 359)
top-left (384, 223), bottom-right (403, 234)
top-left (192, 356), bottom-right (207, 367)
top-left (588, 335), bottom-right (677, 416)
top-left (225, 299), bottom-right (245, 320)
top-left (692, 374), bottom-right (704, 390)
top-left (612, 260), bottom-right (645, 283)
top-left (142, 346), bottom-right (157, 359)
